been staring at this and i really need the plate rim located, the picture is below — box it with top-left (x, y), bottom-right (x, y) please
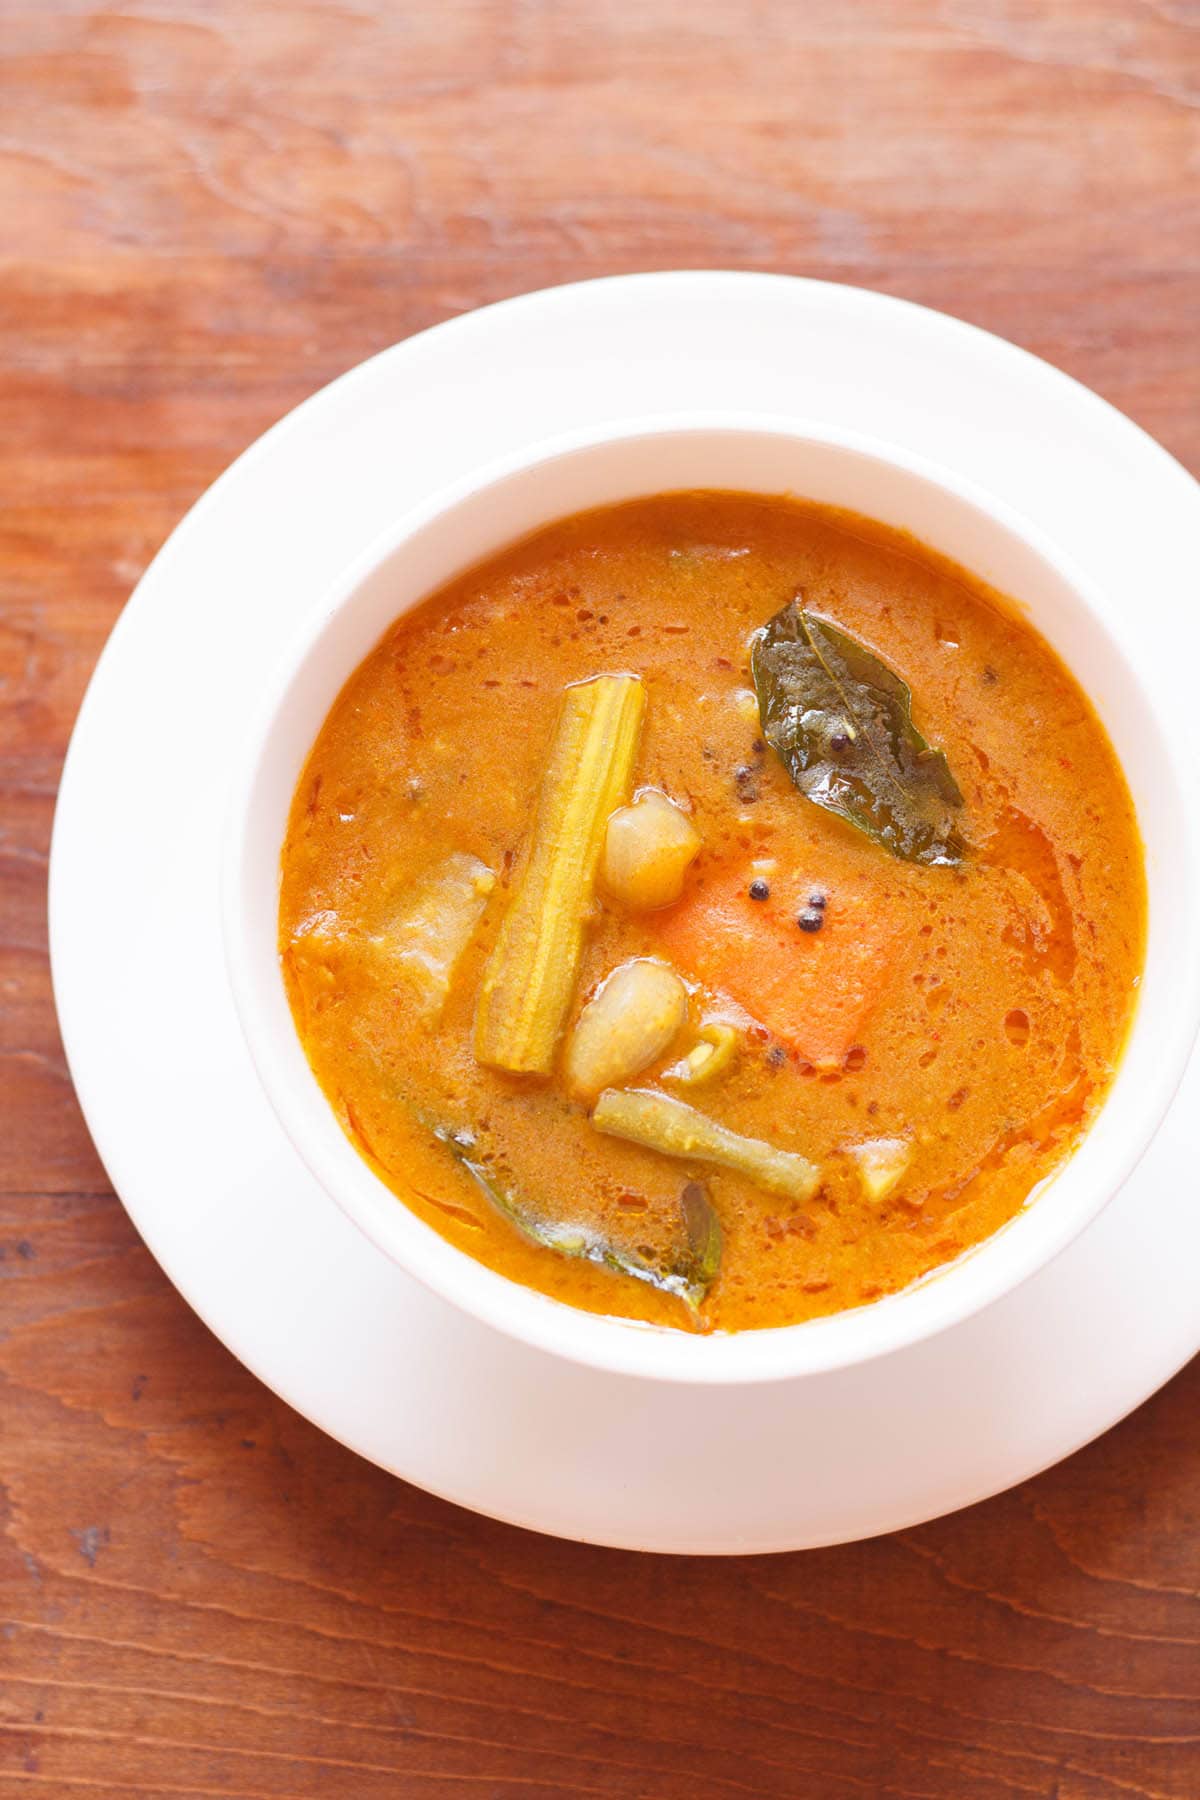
top-left (49, 270), bottom-right (1200, 1552)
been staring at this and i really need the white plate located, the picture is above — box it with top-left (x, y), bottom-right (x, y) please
top-left (50, 273), bottom-right (1200, 1553)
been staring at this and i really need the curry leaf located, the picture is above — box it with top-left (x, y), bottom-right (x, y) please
top-left (680, 1181), bottom-right (723, 1291)
top-left (751, 601), bottom-right (966, 867)
top-left (432, 1124), bottom-right (720, 1320)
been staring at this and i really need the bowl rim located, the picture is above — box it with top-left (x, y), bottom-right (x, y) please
top-left (220, 408), bottom-right (1200, 1384)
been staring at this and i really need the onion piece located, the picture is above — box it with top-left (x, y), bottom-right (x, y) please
top-left (602, 789), bottom-right (701, 911)
top-left (564, 959), bottom-right (688, 1102)
top-left (847, 1136), bottom-right (913, 1202)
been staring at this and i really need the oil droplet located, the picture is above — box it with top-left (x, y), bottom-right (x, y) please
top-left (1005, 1009), bottom-right (1031, 1047)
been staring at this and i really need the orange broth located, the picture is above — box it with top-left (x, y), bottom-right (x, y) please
top-left (279, 492), bottom-right (1145, 1333)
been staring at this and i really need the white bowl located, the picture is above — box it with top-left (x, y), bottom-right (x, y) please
top-left (222, 414), bottom-right (1200, 1384)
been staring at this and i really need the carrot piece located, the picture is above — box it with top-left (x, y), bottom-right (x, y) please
top-left (655, 870), bottom-right (902, 1067)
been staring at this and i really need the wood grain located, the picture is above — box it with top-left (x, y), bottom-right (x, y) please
top-left (2, 1), bottom-right (1199, 1793)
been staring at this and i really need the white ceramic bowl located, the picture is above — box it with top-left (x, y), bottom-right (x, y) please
top-left (222, 415), bottom-right (1200, 1383)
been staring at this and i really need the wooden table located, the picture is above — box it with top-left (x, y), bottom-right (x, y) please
top-left (3, 4), bottom-right (1198, 1794)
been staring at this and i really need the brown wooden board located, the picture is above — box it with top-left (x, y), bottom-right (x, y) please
top-left (2, 3), bottom-right (1198, 1793)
